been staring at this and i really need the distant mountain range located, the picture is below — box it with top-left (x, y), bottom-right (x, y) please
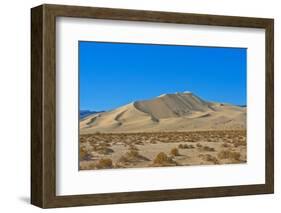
top-left (80, 92), bottom-right (246, 133)
top-left (79, 110), bottom-right (103, 119)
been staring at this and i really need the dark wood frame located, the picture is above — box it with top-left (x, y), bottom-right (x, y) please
top-left (31, 4), bottom-right (274, 208)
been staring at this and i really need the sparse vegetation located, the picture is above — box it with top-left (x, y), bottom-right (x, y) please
top-left (79, 147), bottom-right (92, 161)
top-left (170, 148), bottom-right (180, 156)
top-left (118, 150), bottom-right (150, 164)
top-left (221, 143), bottom-right (231, 148)
top-left (118, 155), bottom-right (130, 163)
top-left (126, 150), bottom-right (140, 158)
top-left (135, 141), bottom-right (144, 145)
top-left (199, 154), bottom-right (219, 164)
top-left (153, 152), bottom-right (176, 166)
top-left (199, 145), bottom-right (215, 152)
top-left (233, 139), bottom-right (246, 147)
top-left (217, 150), bottom-right (241, 161)
top-left (81, 130), bottom-right (246, 146)
top-left (79, 130), bottom-right (246, 170)
top-left (196, 143), bottom-right (203, 148)
top-left (95, 158), bottom-right (113, 169)
top-left (96, 147), bottom-right (114, 155)
top-left (178, 144), bottom-right (195, 149)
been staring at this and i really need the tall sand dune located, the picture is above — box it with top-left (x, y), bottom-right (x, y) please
top-left (80, 92), bottom-right (246, 133)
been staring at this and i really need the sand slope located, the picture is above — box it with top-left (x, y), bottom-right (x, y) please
top-left (80, 92), bottom-right (246, 133)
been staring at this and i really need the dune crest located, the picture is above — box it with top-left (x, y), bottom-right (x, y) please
top-left (133, 92), bottom-right (214, 119)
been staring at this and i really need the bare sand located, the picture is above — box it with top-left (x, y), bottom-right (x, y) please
top-left (79, 92), bottom-right (246, 170)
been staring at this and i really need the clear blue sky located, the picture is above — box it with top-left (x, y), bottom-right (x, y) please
top-left (79, 41), bottom-right (246, 111)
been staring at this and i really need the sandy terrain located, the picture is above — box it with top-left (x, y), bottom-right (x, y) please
top-left (80, 130), bottom-right (246, 170)
top-left (79, 92), bottom-right (246, 170)
top-left (80, 92), bottom-right (246, 134)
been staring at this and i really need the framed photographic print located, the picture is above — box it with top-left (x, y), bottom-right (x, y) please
top-left (31, 4), bottom-right (274, 208)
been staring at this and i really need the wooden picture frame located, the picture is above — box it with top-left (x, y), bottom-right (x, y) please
top-left (31, 4), bottom-right (274, 208)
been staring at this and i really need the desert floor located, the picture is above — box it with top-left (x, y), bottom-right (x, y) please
top-left (79, 130), bottom-right (246, 170)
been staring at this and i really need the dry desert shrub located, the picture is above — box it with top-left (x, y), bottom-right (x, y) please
top-left (199, 154), bottom-right (219, 164)
top-left (170, 148), bottom-right (180, 156)
top-left (79, 137), bottom-right (87, 143)
top-left (221, 142), bottom-right (231, 148)
top-left (84, 158), bottom-right (113, 170)
top-left (126, 150), bottom-right (140, 158)
top-left (92, 143), bottom-right (114, 155)
top-left (196, 143), bottom-right (203, 148)
top-left (233, 140), bottom-right (246, 147)
top-left (79, 147), bottom-right (92, 161)
top-left (178, 144), bottom-right (194, 149)
top-left (217, 150), bottom-right (241, 161)
top-left (178, 144), bottom-right (184, 149)
top-left (118, 150), bottom-right (149, 164)
top-left (118, 155), bottom-right (130, 164)
top-left (187, 138), bottom-right (197, 142)
top-left (150, 139), bottom-right (157, 144)
top-left (196, 143), bottom-right (213, 152)
top-left (206, 137), bottom-right (215, 142)
top-left (79, 162), bottom-right (95, 170)
top-left (198, 145), bottom-right (215, 152)
top-left (100, 142), bottom-right (111, 147)
top-left (96, 147), bottom-right (114, 155)
top-left (95, 158), bottom-right (113, 169)
top-left (135, 141), bottom-right (144, 145)
top-left (153, 152), bottom-right (177, 166)
top-left (187, 144), bottom-right (195, 149)
top-left (79, 147), bottom-right (87, 160)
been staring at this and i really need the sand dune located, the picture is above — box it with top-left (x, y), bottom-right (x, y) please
top-left (80, 92), bottom-right (246, 134)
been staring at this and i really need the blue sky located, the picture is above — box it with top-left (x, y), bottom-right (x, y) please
top-left (79, 41), bottom-right (246, 111)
